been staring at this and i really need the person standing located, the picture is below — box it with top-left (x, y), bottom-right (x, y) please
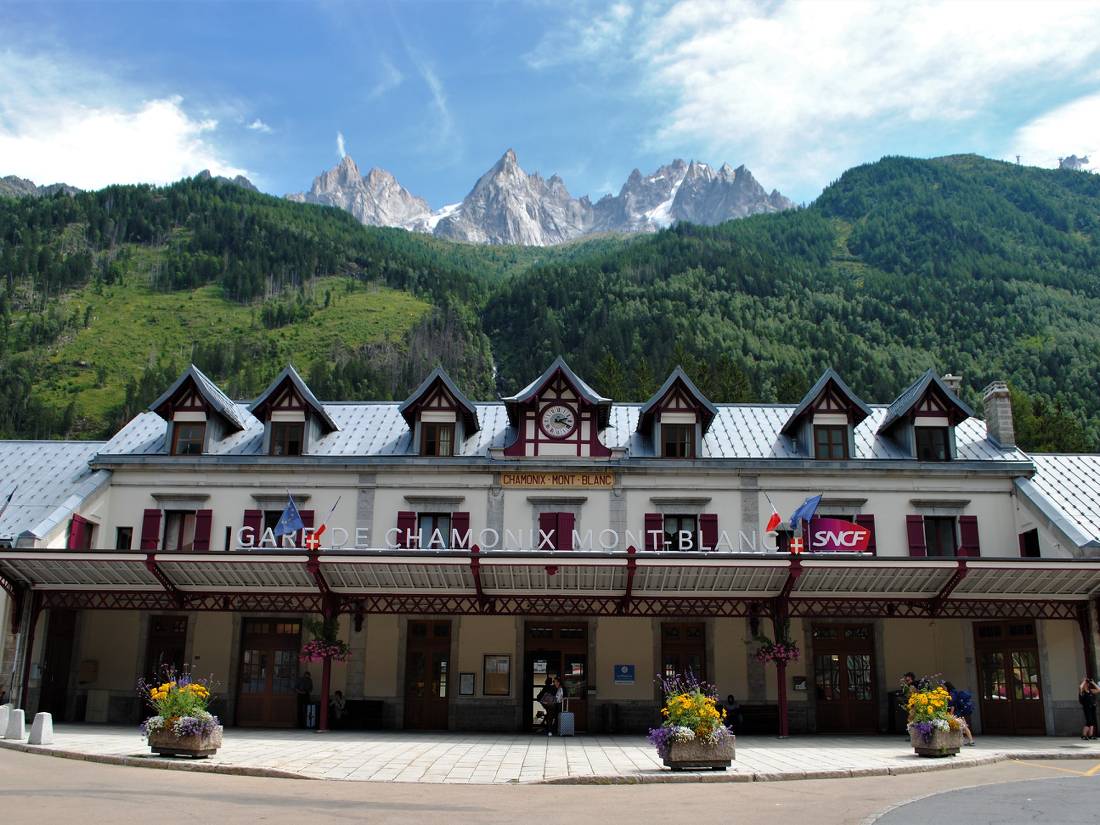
top-left (1079, 676), bottom-right (1099, 740)
top-left (296, 670), bottom-right (314, 729)
top-left (944, 681), bottom-right (976, 746)
top-left (545, 676), bottom-right (564, 736)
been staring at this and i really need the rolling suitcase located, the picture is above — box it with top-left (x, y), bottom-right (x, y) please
top-left (558, 698), bottom-right (575, 736)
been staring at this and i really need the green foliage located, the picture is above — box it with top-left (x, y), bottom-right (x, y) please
top-left (1, 156), bottom-right (1099, 453)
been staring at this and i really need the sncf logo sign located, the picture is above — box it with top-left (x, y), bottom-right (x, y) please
top-left (808, 518), bottom-right (872, 553)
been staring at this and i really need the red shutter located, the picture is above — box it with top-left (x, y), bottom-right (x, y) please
top-left (906, 515), bottom-right (927, 557)
top-left (558, 512), bottom-right (575, 551)
top-left (958, 515), bottom-right (980, 557)
top-left (700, 513), bottom-right (718, 551)
top-left (193, 509), bottom-right (213, 551)
top-left (140, 509), bottom-right (162, 551)
top-left (645, 513), bottom-right (664, 551)
top-left (396, 511), bottom-right (417, 548)
top-left (296, 509), bottom-right (314, 549)
top-left (855, 514), bottom-right (877, 556)
top-left (242, 509), bottom-right (263, 548)
top-left (67, 515), bottom-right (90, 550)
top-left (451, 511), bottom-right (471, 549)
top-left (1018, 532), bottom-right (1027, 558)
top-left (538, 512), bottom-right (557, 551)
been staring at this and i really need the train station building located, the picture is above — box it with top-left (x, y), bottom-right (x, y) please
top-left (2, 358), bottom-right (1100, 737)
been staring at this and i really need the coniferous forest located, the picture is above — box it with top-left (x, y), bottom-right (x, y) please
top-left (0, 153), bottom-right (1097, 451)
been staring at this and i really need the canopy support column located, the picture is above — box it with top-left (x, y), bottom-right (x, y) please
top-left (317, 595), bottom-right (337, 734)
top-left (1078, 600), bottom-right (1097, 679)
top-left (772, 556), bottom-right (803, 739)
top-left (17, 590), bottom-right (41, 709)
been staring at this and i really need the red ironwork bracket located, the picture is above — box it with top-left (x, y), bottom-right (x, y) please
top-left (618, 545), bottom-right (638, 615)
top-left (776, 555), bottom-right (803, 607)
top-left (929, 559), bottom-right (968, 616)
top-left (469, 545), bottom-right (494, 613)
top-left (788, 595), bottom-right (1081, 621)
top-left (145, 554), bottom-right (185, 608)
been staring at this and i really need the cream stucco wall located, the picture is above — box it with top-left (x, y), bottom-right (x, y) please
top-left (78, 610), bottom-right (141, 693)
top-left (594, 618), bottom-right (654, 700)
top-left (456, 616), bottom-right (516, 697)
top-left (1042, 619), bottom-right (1086, 700)
top-left (363, 615), bottom-right (399, 697)
top-left (882, 619), bottom-right (969, 687)
top-left (712, 618), bottom-right (749, 699)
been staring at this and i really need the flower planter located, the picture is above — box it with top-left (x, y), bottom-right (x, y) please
top-left (663, 736), bottom-right (736, 771)
top-left (909, 727), bottom-right (962, 758)
top-left (148, 725), bottom-right (223, 758)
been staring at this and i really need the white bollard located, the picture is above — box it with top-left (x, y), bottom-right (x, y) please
top-left (0, 704), bottom-right (10, 739)
top-left (3, 708), bottom-right (26, 741)
top-left (29, 712), bottom-right (54, 745)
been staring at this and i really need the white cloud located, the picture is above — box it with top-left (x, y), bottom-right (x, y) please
top-left (336, 131), bottom-right (347, 159)
top-left (369, 57), bottom-right (404, 100)
top-left (530, 0), bottom-right (1100, 194)
top-left (246, 118), bottom-right (272, 134)
top-left (0, 50), bottom-right (248, 189)
top-left (1011, 93), bottom-right (1100, 172)
top-left (417, 60), bottom-right (455, 145)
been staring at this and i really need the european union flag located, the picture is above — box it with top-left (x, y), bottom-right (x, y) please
top-left (274, 495), bottom-right (305, 538)
top-left (788, 494), bottom-right (822, 531)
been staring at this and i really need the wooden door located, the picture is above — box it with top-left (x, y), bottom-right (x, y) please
top-left (236, 619), bottom-right (302, 727)
top-left (523, 622), bottom-right (588, 732)
top-left (145, 615), bottom-right (188, 680)
top-left (40, 609), bottom-right (76, 721)
top-left (526, 651), bottom-right (561, 732)
top-left (812, 624), bottom-right (876, 733)
top-left (661, 622), bottom-right (706, 681)
top-left (404, 620), bottom-right (451, 730)
top-left (974, 621), bottom-right (1046, 735)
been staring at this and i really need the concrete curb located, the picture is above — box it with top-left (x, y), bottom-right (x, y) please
top-left (2, 738), bottom-right (1096, 785)
top-left (0, 738), bottom-right (311, 780)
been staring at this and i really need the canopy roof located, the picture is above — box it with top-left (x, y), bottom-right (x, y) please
top-left (2, 550), bottom-right (1096, 621)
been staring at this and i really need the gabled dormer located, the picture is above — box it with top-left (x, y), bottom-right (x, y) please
top-left (399, 366), bottom-right (479, 457)
top-left (150, 365), bottom-right (251, 456)
top-left (502, 356), bottom-right (612, 458)
top-left (878, 370), bottom-right (974, 461)
top-left (781, 369), bottom-right (871, 460)
top-left (637, 366), bottom-right (717, 458)
top-left (248, 364), bottom-right (339, 456)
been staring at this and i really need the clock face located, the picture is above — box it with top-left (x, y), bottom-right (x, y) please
top-left (540, 404), bottom-right (576, 438)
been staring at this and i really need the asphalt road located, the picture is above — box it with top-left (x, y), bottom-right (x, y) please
top-left (0, 749), bottom-right (1098, 825)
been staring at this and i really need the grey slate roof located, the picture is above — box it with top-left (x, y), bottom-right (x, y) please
top-left (248, 364), bottom-right (339, 432)
top-left (97, 399), bottom-right (1026, 463)
top-left (398, 366), bottom-right (480, 434)
top-left (0, 441), bottom-right (109, 542)
top-left (878, 369), bottom-right (974, 433)
top-left (149, 364), bottom-right (252, 431)
top-left (780, 368), bottom-right (872, 436)
top-left (637, 367), bottom-right (718, 434)
top-left (1016, 454), bottom-right (1100, 549)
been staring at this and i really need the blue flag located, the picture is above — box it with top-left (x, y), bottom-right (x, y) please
top-left (788, 494), bottom-right (822, 531)
top-left (274, 495), bottom-right (305, 538)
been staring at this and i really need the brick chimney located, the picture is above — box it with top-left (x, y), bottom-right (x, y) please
top-left (941, 373), bottom-right (962, 395)
top-left (982, 381), bottom-right (1015, 447)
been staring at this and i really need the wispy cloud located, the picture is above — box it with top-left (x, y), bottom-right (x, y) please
top-left (529, 0), bottom-right (1100, 195)
top-left (0, 50), bottom-right (248, 189)
top-left (1010, 92), bottom-right (1100, 172)
top-left (336, 130), bottom-right (347, 159)
top-left (415, 58), bottom-right (455, 146)
top-left (369, 56), bottom-right (404, 100)
top-left (246, 118), bottom-right (272, 134)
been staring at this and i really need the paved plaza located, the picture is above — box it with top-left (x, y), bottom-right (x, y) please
top-left (2, 725), bottom-right (1099, 784)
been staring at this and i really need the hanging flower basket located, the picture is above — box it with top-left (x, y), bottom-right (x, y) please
top-left (300, 617), bottom-right (351, 662)
top-left (753, 640), bottom-right (800, 664)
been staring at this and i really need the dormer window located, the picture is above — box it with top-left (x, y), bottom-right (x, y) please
top-left (271, 421), bottom-right (305, 456)
top-left (639, 367), bottom-right (716, 460)
top-left (421, 422), bottom-right (455, 456)
top-left (781, 369), bottom-right (871, 460)
top-left (813, 424), bottom-right (849, 460)
top-left (915, 426), bottom-right (949, 461)
top-left (662, 423), bottom-right (694, 458)
top-left (171, 422), bottom-right (206, 455)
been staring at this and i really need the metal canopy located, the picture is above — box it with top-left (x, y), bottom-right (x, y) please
top-left (1, 550), bottom-right (1100, 619)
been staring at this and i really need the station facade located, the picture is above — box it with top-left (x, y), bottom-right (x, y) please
top-left (2, 358), bottom-right (1100, 737)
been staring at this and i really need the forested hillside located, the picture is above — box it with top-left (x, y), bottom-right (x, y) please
top-left (1, 155), bottom-right (1098, 450)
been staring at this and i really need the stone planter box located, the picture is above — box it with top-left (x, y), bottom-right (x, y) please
top-left (148, 725), bottom-right (223, 758)
top-left (909, 727), bottom-right (962, 758)
top-left (663, 736), bottom-right (735, 771)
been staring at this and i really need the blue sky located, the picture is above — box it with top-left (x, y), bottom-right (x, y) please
top-left (2, 1), bottom-right (1099, 205)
